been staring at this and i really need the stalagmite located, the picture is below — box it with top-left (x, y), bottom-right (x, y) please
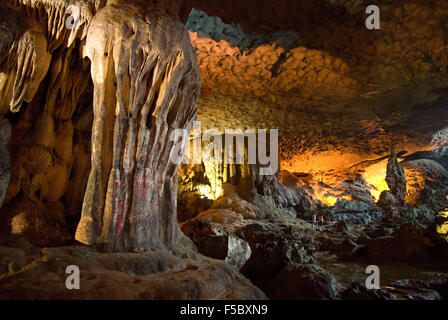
top-left (75, 2), bottom-right (201, 252)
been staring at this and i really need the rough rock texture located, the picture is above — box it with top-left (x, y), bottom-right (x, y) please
top-left (0, 116), bottom-right (11, 209)
top-left (330, 199), bottom-right (382, 224)
top-left (181, 219), bottom-right (251, 270)
top-left (0, 238), bottom-right (267, 300)
top-left (386, 278), bottom-right (448, 300)
top-left (0, 2), bottom-right (89, 245)
top-left (378, 150), bottom-right (407, 219)
top-left (236, 222), bottom-right (315, 281)
top-left (386, 149), bottom-right (407, 204)
top-left (403, 159), bottom-right (448, 209)
top-left (189, 0), bottom-right (448, 172)
top-left (74, 2), bottom-right (201, 252)
top-left (267, 264), bottom-right (339, 300)
top-left (0, 0), bottom-right (201, 251)
top-left (365, 224), bottom-right (439, 263)
top-left (341, 283), bottom-right (397, 300)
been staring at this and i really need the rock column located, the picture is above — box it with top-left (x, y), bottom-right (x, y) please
top-left (75, 2), bottom-right (201, 252)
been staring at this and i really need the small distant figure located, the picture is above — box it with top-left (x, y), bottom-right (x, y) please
top-left (312, 214), bottom-right (317, 229)
top-left (319, 216), bottom-right (324, 229)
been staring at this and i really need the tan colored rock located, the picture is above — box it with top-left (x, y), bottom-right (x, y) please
top-left (0, 116), bottom-right (11, 209)
top-left (75, 2), bottom-right (201, 252)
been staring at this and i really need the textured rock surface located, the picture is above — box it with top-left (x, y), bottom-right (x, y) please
top-left (181, 219), bottom-right (251, 270)
top-left (75, 2), bottom-right (201, 252)
top-left (341, 283), bottom-right (397, 300)
top-left (0, 0), bottom-right (448, 301)
top-left (403, 159), bottom-right (448, 208)
top-left (267, 264), bottom-right (339, 300)
top-left (377, 150), bottom-right (407, 219)
top-left (0, 0), bottom-right (201, 251)
top-left (0, 116), bottom-right (11, 209)
top-left (386, 149), bottom-right (407, 204)
top-left (188, 0), bottom-right (448, 171)
top-left (0, 238), bottom-right (267, 300)
top-left (237, 222), bottom-right (315, 280)
top-left (365, 224), bottom-right (439, 263)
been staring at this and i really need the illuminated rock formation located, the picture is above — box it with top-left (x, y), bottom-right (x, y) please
top-left (0, 116), bottom-right (11, 209)
top-left (75, 2), bottom-right (200, 252)
top-left (1, 0), bottom-right (448, 301)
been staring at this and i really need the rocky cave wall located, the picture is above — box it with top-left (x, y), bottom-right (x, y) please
top-left (187, 0), bottom-right (448, 173)
top-left (0, 0), bottom-right (448, 253)
top-left (0, 0), bottom-right (201, 252)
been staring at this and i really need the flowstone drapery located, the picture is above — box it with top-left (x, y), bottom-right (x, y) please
top-left (75, 3), bottom-right (201, 251)
top-left (0, 0), bottom-right (201, 252)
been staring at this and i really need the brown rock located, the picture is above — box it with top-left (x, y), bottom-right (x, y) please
top-left (268, 264), bottom-right (339, 300)
top-left (0, 116), bottom-right (11, 209)
top-left (75, 2), bottom-right (201, 252)
top-left (181, 219), bottom-right (251, 270)
top-left (386, 149), bottom-right (407, 205)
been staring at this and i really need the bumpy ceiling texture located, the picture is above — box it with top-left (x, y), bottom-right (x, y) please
top-left (187, 0), bottom-right (448, 173)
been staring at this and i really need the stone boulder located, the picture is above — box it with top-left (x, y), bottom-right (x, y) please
top-left (0, 116), bottom-right (11, 209)
top-left (386, 279), bottom-right (445, 300)
top-left (267, 264), bottom-right (339, 300)
top-left (181, 219), bottom-right (251, 270)
top-left (403, 159), bottom-right (448, 206)
top-left (4, 197), bottom-right (71, 246)
top-left (236, 222), bottom-right (314, 279)
top-left (365, 224), bottom-right (435, 262)
top-left (192, 208), bottom-right (251, 233)
top-left (340, 175), bottom-right (376, 205)
top-left (211, 192), bottom-right (260, 219)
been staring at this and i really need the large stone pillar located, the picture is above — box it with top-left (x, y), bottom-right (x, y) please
top-left (75, 2), bottom-right (201, 252)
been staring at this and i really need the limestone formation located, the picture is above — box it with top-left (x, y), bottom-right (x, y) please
top-left (75, 2), bottom-right (201, 252)
top-left (386, 149), bottom-right (407, 205)
top-left (0, 116), bottom-right (11, 209)
top-left (181, 219), bottom-right (251, 270)
top-left (0, 0), bottom-right (448, 302)
top-left (0, 239), bottom-right (267, 300)
top-left (267, 264), bottom-right (340, 300)
top-left (378, 149), bottom-right (407, 219)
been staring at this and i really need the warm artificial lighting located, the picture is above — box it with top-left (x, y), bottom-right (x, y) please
top-left (362, 161), bottom-right (389, 201)
top-left (436, 203), bottom-right (448, 242)
top-left (197, 184), bottom-right (214, 200)
top-left (323, 196), bottom-right (337, 206)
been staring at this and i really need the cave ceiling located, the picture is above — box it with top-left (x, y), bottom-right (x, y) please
top-left (1, 0), bottom-right (448, 174)
top-left (188, 0), bottom-right (448, 173)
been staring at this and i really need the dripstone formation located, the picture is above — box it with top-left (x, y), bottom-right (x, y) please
top-left (0, 0), bottom-right (448, 301)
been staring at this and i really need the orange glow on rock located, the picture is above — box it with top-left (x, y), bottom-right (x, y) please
top-left (362, 161), bottom-right (389, 201)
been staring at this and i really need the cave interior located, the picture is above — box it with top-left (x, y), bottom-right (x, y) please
top-left (0, 0), bottom-right (448, 300)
